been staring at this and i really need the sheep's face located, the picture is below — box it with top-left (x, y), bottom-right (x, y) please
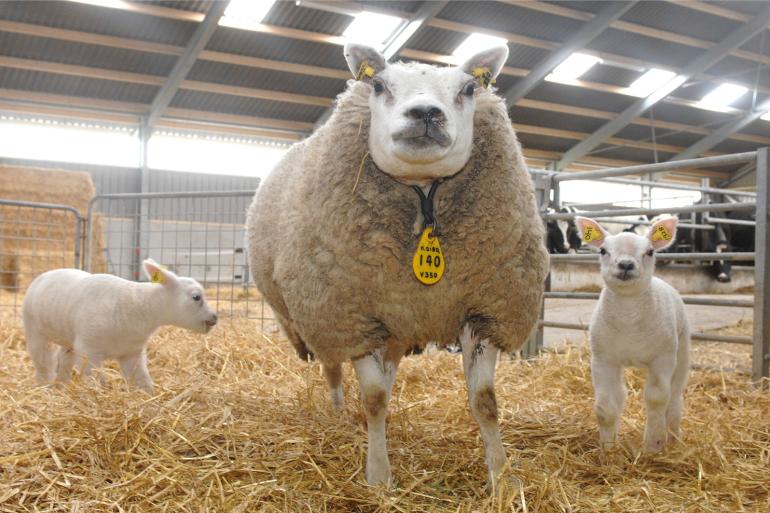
top-left (344, 43), bottom-right (509, 185)
top-left (574, 216), bottom-right (678, 295)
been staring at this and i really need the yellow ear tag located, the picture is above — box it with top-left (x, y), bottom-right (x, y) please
top-left (472, 67), bottom-right (494, 89)
top-left (357, 60), bottom-right (375, 81)
top-left (413, 227), bottom-right (445, 285)
top-left (151, 270), bottom-right (166, 284)
top-left (652, 225), bottom-right (672, 241)
top-left (582, 225), bottom-right (603, 243)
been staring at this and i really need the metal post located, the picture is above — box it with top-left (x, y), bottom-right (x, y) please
top-left (526, 173), bottom-right (551, 358)
top-left (132, 120), bottom-right (151, 281)
top-left (753, 148), bottom-right (769, 382)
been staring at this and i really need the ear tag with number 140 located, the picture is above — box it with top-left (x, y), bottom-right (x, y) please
top-left (413, 227), bottom-right (445, 285)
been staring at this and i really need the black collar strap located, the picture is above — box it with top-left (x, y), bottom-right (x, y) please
top-left (412, 181), bottom-right (441, 233)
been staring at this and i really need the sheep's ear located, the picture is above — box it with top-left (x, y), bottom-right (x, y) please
top-left (143, 259), bottom-right (176, 286)
top-left (574, 216), bottom-right (608, 249)
top-left (648, 216), bottom-right (678, 251)
top-left (461, 45), bottom-right (509, 88)
top-left (344, 43), bottom-right (387, 82)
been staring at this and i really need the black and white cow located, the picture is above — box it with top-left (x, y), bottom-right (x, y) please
top-left (695, 208), bottom-right (755, 283)
top-left (546, 206), bottom-right (582, 254)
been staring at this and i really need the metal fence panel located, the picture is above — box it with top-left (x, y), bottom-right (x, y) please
top-left (0, 199), bottom-right (81, 323)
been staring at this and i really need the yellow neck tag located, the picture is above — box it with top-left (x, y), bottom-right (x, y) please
top-left (472, 67), bottom-right (494, 89)
top-left (413, 227), bottom-right (445, 285)
top-left (652, 225), bottom-right (672, 241)
top-left (582, 225), bottom-right (603, 243)
top-left (151, 270), bottom-right (166, 284)
top-left (357, 60), bottom-right (375, 81)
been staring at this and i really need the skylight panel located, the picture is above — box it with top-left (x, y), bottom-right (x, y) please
top-left (697, 83), bottom-right (748, 112)
top-left (223, 0), bottom-right (276, 23)
top-left (545, 53), bottom-right (601, 84)
top-left (760, 112), bottom-right (770, 122)
top-left (627, 68), bottom-right (677, 97)
top-left (452, 33), bottom-right (509, 61)
top-left (342, 11), bottom-right (404, 48)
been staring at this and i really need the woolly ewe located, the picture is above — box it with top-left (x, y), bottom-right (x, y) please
top-left (247, 42), bottom-right (548, 487)
top-left (22, 259), bottom-right (218, 394)
top-left (575, 216), bottom-right (690, 453)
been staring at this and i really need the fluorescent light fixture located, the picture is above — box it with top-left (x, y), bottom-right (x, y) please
top-left (342, 11), bottom-right (403, 48)
top-left (760, 112), bottom-right (770, 121)
top-left (224, 0), bottom-right (276, 22)
top-left (452, 33), bottom-right (509, 61)
top-left (545, 53), bottom-right (601, 84)
top-left (626, 68), bottom-right (677, 97)
top-left (697, 83), bottom-right (748, 111)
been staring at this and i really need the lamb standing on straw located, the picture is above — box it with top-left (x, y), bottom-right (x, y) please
top-left (574, 216), bottom-right (690, 453)
top-left (23, 259), bottom-right (218, 394)
top-left (247, 42), bottom-right (548, 487)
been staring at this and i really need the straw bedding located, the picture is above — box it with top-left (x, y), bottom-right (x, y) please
top-left (0, 314), bottom-right (768, 512)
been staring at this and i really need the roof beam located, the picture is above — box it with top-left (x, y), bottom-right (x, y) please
top-left (503, 1), bottom-right (634, 107)
top-left (145, 1), bottom-right (227, 129)
top-left (555, 4), bottom-right (770, 170)
top-left (670, 98), bottom-right (770, 161)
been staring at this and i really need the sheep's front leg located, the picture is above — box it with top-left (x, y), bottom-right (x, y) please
top-left (118, 349), bottom-right (154, 394)
top-left (352, 349), bottom-right (400, 486)
top-left (459, 326), bottom-right (506, 485)
top-left (56, 347), bottom-right (76, 383)
top-left (322, 363), bottom-right (344, 412)
top-left (645, 357), bottom-right (674, 453)
top-left (591, 358), bottom-right (626, 450)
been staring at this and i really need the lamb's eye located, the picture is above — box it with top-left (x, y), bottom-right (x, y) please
top-left (599, 248), bottom-right (607, 256)
top-left (373, 80), bottom-right (385, 94)
top-left (192, 293), bottom-right (202, 302)
top-left (646, 249), bottom-right (654, 257)
top-left (462, 83), bottom-right (475, 97)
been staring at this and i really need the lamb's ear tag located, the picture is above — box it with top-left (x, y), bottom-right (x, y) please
top-left (472, 67), bottom-right (494, 89)
top-left (151, 270), bottom-right (165, 284)
top-left (582, 225), bottom-right (603, 243)
top-left (413, 227), bottom-right (445, 285)
top-left (357, 60), bottom-right (375, 81)
top-left (652, 225), bottom-right (672, 242)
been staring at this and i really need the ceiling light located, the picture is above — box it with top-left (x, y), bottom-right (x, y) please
top-left (452, 33), bottom-right (509, 61)
top-left (697, 83), bottom-right (748, 111)
top-left (627, 68), bottom-right (677, 97)
top-left (223, 0), bottom-right (276, 22)
top-left (545, 53), bottom-right (601, 84)
top-left (760, 112), bottom-right (770, 121)
top-left (342, 11), bottom-right (404, 48)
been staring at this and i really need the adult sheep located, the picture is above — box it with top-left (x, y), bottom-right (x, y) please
top-left (246, 43), bottom-right (548, 487)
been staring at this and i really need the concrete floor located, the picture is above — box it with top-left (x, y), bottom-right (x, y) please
top-left (542, 294), bottom-right (754, 349)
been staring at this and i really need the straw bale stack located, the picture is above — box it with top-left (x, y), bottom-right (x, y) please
top-left (0, 316), bottom-right (767, 512)
top-left (0, 166), bottom-right (107, 290)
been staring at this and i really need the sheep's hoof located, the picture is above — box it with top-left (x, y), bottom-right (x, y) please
top-left (488, 471), bottom-right (521, 497)
top-left (365, 465), bottom-right (392, 488)
top-left (645, 435), bottom-right (666, 453)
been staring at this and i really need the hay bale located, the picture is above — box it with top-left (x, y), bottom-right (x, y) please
top-left (0, 315), bottom-right (768, 512)
top-left (0, 165), bottom-right (107, 287)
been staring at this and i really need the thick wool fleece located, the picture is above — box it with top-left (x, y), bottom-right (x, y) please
top-left (247, 81), bottom-right (548, 365)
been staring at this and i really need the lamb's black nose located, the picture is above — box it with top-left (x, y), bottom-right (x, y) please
top-left (617, 261), bottom-right (635, 272)
top-left (206, 314), bottom-right (218, 327)
top-left (406, 106), bottom-right (445, 122)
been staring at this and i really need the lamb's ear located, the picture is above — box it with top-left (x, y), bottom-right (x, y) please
top-left (460, 45), bottom-right (509, 88)
top-left (574, 216), bottom-right (608, 249)
top-left (143, 259), bottom-right (177, 286)
top-left (343, 43), bottom-right (387, 82)
top-left (648, 216), bottom-right (678, 251)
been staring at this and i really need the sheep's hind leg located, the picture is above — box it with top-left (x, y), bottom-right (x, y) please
top-left (352, 348), bottom-right (400, 486)
top-left (55, 347), bottom-right (76, 383)
top-left (25, 330), bottom-right (55, 385)
top-left (666, 334), bottom-right (690, 442)
top-left (644, 356), bottom-right (674, 453)
top-left (322, 363), bottom-right (344, 412)
top-left (459, 325), bottom-right (507, 488)
top-left (118, 349), bottom-right (154, 394)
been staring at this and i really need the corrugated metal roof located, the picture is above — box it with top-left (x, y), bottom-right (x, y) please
top-left (169, 90), bottom-right (325, 123)
top-left (510, 106), bottom-right (606, 133)
top-left (143, 1), bottom-right (212, 14)
top-left (264, 1), bottom-right (352, 35)
top-left (581, 64), bottom-right (640, 87)
top-left (0, 67), bottom-right (158, 103)
top-left (528, 81), bottom-right (635, 113)
top-left (587, 28), bottom-right (705, 69)
top-left (0, 1), bottom-right (197, 46)
top-left (623, 2), bottom-right (738, 43)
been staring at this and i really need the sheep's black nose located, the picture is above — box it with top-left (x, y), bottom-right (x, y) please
top-left (617, 261), bottom-right (635, 272)
top-left (206, 314), bottom-right (218, 327)
top-left (407, 106), bottom-right (444, 122)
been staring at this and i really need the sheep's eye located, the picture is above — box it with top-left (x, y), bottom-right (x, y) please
top-left (646, 249), bottom-right (654, 257)
top-left (462, 83), bottom-right (475, 97)
top-left (373, 80), bottom-right (385, 94)
top-left (192, 293), bottom-right (202, 302)
top-left (599, 248), bottom-right (607, 256)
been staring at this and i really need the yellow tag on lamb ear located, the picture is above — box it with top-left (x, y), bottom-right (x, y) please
top-left (472, 67), bottom-right (494, 89)
top-left (413, 227), bottom-right (445, 285)
top-left (582, 225), bottom-right (603, 243)
top-left (357, 60), bottom-right (375, 81)
top-left (652, 225), bottom-right (672, 241)
top-left (151, 270), bottom-right (165, 284)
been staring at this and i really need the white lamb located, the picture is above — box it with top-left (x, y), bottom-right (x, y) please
top-left (574, 215), bottom-right (690, 453)
top-left (22, 259), bottom-right (218, 394)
